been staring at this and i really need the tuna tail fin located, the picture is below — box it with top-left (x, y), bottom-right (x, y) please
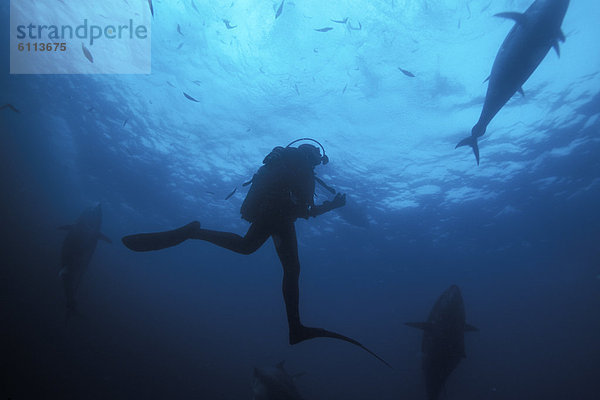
top-left (455, 136), bottom-right (480, 165)
top-left (291, 326), bottom-right (393, 369)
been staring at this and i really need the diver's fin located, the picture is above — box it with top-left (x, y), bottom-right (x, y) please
top-left (98, 233), bottom-right (112, 243)
top-left (464, 323), bottom-right (479, 332)
top-left (455, 135), bottom-right (480, 165)
top-left (494, 12), bottom-right (526, 25)
top-left (291, 326), bottom-right (393, 369)
top-left (58, 225), bottom-right (73, 231)
top-left (518, 87), bottom-right (525, 96)
top-left (405, 322), bottom-right (434, 331)
top-left (122, 221), bottom-right (200, 252)
top-left (552, 40), bottom-right (561, 57)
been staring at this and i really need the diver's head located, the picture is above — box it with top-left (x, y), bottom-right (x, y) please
top-left (299, 144), bottom-right (323, 166)
top-left (287, 138), bottom-right (329, 166)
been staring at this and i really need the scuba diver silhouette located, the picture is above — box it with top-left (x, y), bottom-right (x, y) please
top-left (122, 138), bottom-right (391, 367)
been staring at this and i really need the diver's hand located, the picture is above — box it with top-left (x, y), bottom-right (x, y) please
top-left (329, 193), bottom-right (346, 210)
top-left (309, 194), bottom-right (347, 218)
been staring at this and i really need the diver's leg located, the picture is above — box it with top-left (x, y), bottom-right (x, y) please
top-left (271, 222), bottom-right (304, 342)
top-left (189, 222), bottom-right (270, 255)
top-left (271, 223), bottom-right (393, 367)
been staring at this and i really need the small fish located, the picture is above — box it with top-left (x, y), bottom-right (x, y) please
top-left (177, 42), bottom-right (184, 50)
top-left (466, 3), bottom-right (471, 18)
top-left (148, 0), bottom-right (154, 17)
top-left (191, 0), bottom-right (199, 14)
top-left (167, 81), bottom-right (176, 88)
top-left (183, 92), bottom-right (200, 102)
top-left (398, 67), bottom-right (415, 78)
top-left (177, 24), bottom-right (183, 36)
top-left (122, 118), bottom-right (128, 127)
top-left (313, 48), bottom-right (318, 53)
top-left (342, 84), bottom-right (347, 93)
top-left (192, 80), bottom-right (202, 86)
top-left (314, 27), bottom-right (333, 32)
top-left (206, 191), bottom-right (215, 195)
top-left (275, 0), bottom-right (284, 19)
top-left (82, 43), bottom-right (93, 63)
top-left (225, 188), bottom-right (237, 200)
top-left (458, 19), bottom-right (461, 29)
top-left (294, 84), bottom-right (299, 95)
top-left (87, 107), bottom-right (95, 112)
top-left (331, 17), bottom-right (348, 24)
top-left (223, 19), bottom-right (237, 29)
top-left (348, 21), bottom-right (362, 31)
top-left (0, 104), bottom-right (20, 113)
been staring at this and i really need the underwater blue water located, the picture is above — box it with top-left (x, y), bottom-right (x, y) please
top-left (2, 0), bottom-right (600, 399)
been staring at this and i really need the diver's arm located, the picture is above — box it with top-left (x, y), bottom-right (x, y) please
top-left (308, 193), bottom-right (346, 218)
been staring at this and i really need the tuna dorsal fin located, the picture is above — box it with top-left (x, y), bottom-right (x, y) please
top-left (518, 87), bottom-right (525, 97)
top-left (483, 76), bottom-right (490, 84)
top-left (276, 360), bottom-right (286, 371)
top-left (552, 40), bottom-right (561, 57)
top-left (557, 29), bottom-right (566, 43)
top-left (405, 322), bottom-right (434, 331)
top-left (98, 233), bottom-right (112, 243)
top-left (494, 12), bottom-right (526, 25)
top-left (464, 323), bottom-right (479, 332)
top-left (58, 225), bottom-right (73, 231)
